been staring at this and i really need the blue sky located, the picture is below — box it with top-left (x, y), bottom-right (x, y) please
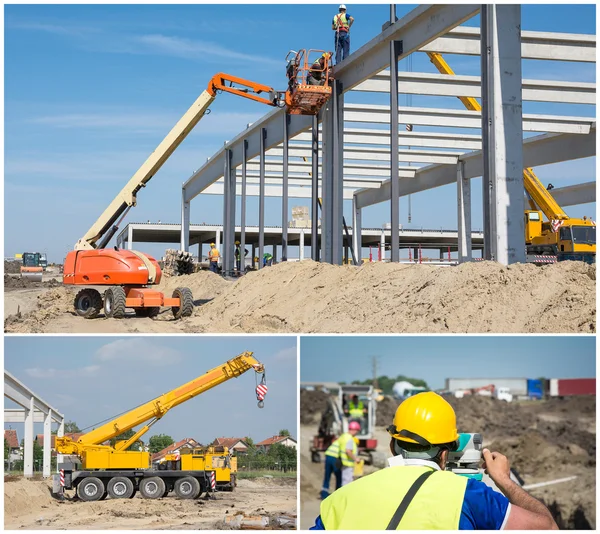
top-left (4, 336), bottom-right (297, 445)
top-left (4, 4), bottom-right (596, 262)
top-left (300, 336), bottom-right (596, 390)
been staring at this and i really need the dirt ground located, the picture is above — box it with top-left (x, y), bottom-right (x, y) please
top-left (300, 394), bottom-right (596, 530)
top-left (4, 260), bottom-right (596, 334)
top-left (4, 476), bottom-right (296, 530)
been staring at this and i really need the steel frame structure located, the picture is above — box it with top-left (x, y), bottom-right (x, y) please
top-left (179, 4), bottom-right (595, 266)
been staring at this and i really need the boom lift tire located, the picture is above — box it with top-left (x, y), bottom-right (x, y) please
top-left (171, 287), bottom-right (193, 319)
top-left (174, 476), bottom-right (201, 499)
top-left (135, 307), bottom-right (160, 318)
top-left (76, 477), bottom-right (105, 502)
top-left (104, 286), bottom-right (127, 319)
top-left (140, 476), bottom-right (166, 499)
top-left (107, 477), bottom-right (135, 499)
top-left (74, 289), bottom-right (103, 319)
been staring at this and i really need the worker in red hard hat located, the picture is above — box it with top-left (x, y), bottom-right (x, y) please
top-left (332, 4), bottom-right (354, 64)
top-left (320, 420), bottom-right (361, 499)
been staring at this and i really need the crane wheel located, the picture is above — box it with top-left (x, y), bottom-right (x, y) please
top-left (76, 477), bottom-right (105, 502)
top-left (74, 289), bottom-right (103, 319)
top-left (107, 477), bottom-right (135, 499)
top-left (171, 287), bottom-right (194, 319)
top-left (104, 287), bottom-right (126, 319)
top-left (135, 307), bottom-right (160, 319)
top-left (174, 476), bottom-right (201, 499)
top-left (139, 477), bottom-right (166, 499)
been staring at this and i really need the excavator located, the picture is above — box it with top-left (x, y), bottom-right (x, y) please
top-left (427, 52), bottom-right (596, 264)
top-left (64, 49), bottom-right (333, 320)
top-left (55, 352), bottom-right (267, 501)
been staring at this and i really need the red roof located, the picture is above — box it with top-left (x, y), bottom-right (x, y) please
top-left (5, 430), bottom-right (19, 449)
top-left (151, 438), bottom-right (200, 461)
top-left (212, 437), bottom-right (248, 450)
top-left (256, 435), bottom-right (297, 447)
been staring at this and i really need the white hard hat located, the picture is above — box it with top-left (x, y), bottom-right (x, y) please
top-left (339, 4), bottom-right (347, 10)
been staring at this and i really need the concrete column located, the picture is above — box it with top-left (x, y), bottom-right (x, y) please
top-left (273, 245), bottom-right (277, 263)
top-left (321, 98), bottom-right (334, 264)
top-left (331, 80), bottom-right (344, 266)
top-left (380, 231), bottom-right (386, 262)
top-left (240, 140), bottom-right (248, 270)
top-left (251, 244), bottom-right (255, 269)
top-left (24, 396), bottom-right (33, 477)
top-left (282, 113), bottom-right (289, 261)
top-left (222, 149), bottom-right (235, 274)
top-left (390, 37), bottom-right (403, 263)
top-left (311, 115), bottom-right (320, 261)
top-left (259, 128), bottom-right (266, 269)
top-left (299, 229), bottom-right (305, 261)
top-left (127, 225), bottom-right (133, 251)
top-left (482, 5), bottom-right (525, 265)
top-left (439, 249), bottom-right (445, 260)
top-left (457, 160), bottom-right (472, 263)
top-left (43, 409), bottom-right (52, 478)
top-left (181, 188), bottom-right (190, 251)
top-left (57, 419), bottom-right (65, 467)
top-left (352, 195), bottom-right (362, 265)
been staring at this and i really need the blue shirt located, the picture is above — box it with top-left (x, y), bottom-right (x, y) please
top-left (310, 478), bottom-right (510, 530)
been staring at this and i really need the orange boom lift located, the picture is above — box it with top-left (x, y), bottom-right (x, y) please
top-left (64, 50), bottom-right (332, 320)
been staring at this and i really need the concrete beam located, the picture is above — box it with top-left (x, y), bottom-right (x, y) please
top-left (4, 408), bottom-right (46, 423)
top-left (551, 181), bottom-right (596, 206)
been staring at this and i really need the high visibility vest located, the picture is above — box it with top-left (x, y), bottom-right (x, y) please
top-left (337, 433), bottom-right (356, 467)
top-left (333, 13), bottom-right (350, 32)
top-left (235, 247), bottom-right (240, 260)
top-left (324, 439), bottom-right (341, 458)
top-left (209, 248), bottom-right (220, 261)
top-left (320, 465), bottom-right (467, 530)
top-left (348, 400), bottom-right (364, 418)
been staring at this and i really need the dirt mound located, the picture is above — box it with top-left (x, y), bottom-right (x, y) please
top-left (4, 478), bottom-right (56, 521)
top-left (178, 260), bottom-right (596, 333)
top-left (159, 270), bottom-right (231, 304)
top-left (5, 287), bottom-right (75, 333)
top-left (4, 275), bottom-right (61, 289)
top-left (376, 397), bottom-right (399, 425)
top-left (4, 260), bottom-right (21, 274)
top-left (300, 390), bottom-right (330, 425)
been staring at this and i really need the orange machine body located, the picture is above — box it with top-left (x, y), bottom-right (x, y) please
top-left (63, 249), bottom-right (163, 287)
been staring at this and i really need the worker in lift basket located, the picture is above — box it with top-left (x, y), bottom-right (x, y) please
top-left (307, 53), bottom-right (332, 86)
top-left (208, 243), bottom-right (220, 273)
top-left (310, 392), bottom-right (558, 530)
top-left (320, 421), bottom-right (361, 500)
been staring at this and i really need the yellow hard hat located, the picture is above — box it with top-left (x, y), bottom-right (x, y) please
top-left (387, 392), bottom-right (458, 446)
top-left (235, 241), bottom-right (240, 245)
top-left (210, 243), bottom-right (216, 247)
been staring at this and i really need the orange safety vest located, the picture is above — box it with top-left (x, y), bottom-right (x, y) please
top-left (209, 248), bottom-right (220, 261)
top-left (333, 13), bottom-right (350, 32)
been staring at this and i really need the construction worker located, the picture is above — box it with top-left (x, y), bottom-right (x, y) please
top-left (332, 5), bottom-right (354, 65)
top-left (310, 392), bottom-right (558, 530)
top-left (208, 243), bottom-right (220, 273)
top-left (307, 53), bottom-right (332, 86)
top-left (262, 252), bottom-right (274, 267)
top-left (320, 421), bottom-right (360, 500)
top-left (234, 241), bottom-right (248, 274)
top-left (345, 394), bottom-right (367, 419)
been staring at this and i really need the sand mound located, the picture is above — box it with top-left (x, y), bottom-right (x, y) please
top-left (4, 260), bottom-right (21, 274)
top-left (5, 287), bottom-right (75, 333)
top-left (180, 260), bottom-right (596, 333)
top-left (300, 390), bottom-right (330, 425)
top-left (158, 270), bottom-right (231, 303)
top-left (4, 478), bottom-right (56, 521)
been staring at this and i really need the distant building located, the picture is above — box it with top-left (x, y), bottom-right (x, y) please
top-left (256, 435), bottom-right (297, 452)
top-left (212, 437), bottom-right (250, 455)
top-left (151, 438), bottom-right (201, 466)
top-left (5, 430), bottom-right (21, 464)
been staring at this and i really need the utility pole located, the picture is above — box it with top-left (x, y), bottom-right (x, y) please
top-left (372, 356), bottom-right (379, 389)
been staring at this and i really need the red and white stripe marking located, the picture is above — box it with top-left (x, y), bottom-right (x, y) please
top-left (210, 471), bottom-right (216, 490)
top-left (256, 384), bottom-right (268, 401)
top-left (551, 220), bottom-right (564, 233)
top-left (60, 469), bottom-right (65, 487)
top-left (531, 255), bottom-right (557, 263)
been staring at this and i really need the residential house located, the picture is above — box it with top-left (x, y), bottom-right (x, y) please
top-left (4, 429), bottom-right (21, 465)
top-left (151, 438), bottom-right (201, 466)
top-left (212, 437), bottom-right (250, 455)
top-left (256, 435), bottom-right (297, 452)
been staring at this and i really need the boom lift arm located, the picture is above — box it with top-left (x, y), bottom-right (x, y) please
top-left (56, 352), bottom-right (266, 458)
top-left (75, 75), bottom-right (285, 252)
top-left (426, 52), bottom-right (569, 221)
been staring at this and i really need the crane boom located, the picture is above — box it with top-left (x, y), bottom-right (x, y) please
top-left (426, 52), bottom-right (569, 221)
top-left (56, 352), bottom-right (265, 456)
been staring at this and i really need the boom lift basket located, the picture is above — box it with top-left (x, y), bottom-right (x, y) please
top-left (285, 49), bottom-right (333, 115)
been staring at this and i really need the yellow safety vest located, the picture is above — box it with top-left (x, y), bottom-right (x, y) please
top-left (209, 248), bottom-right (220, 261)
top-left (324, 439), bottom-right (340, 458)
top-left (337, 433), bottom-right (356, 467)
top-left (333, 13), bottom-right (350, 32)
top-left (321, 465), bottom-right (467, 530)
top-left (348, 400), bottom-right (364, 418)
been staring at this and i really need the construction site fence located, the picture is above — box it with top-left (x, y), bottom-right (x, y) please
top-left (236, 460), bottom-right (297, 473)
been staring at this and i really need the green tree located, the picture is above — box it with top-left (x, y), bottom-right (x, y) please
top-left (4, 438), bottom-right (10, 461)
top-left (64, 421), bottom-right (81, 433)
top-left (278, 429), bottom-right (291, 437)
top-left (148, 434), bottom-right (174, 454)
top-left (244, 437), bottom-right (255, 449)
top-left (110, 429), bottom-right (141, 451)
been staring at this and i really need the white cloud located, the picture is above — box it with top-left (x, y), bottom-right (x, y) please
top-left (25, 365), bottom-right (100, 379)
top-left (273, 346), bottom-right (297, 362)
top-left (7, 21), bottom-right (99, 37)
top-left (94, 338), bottom-right (182, 366)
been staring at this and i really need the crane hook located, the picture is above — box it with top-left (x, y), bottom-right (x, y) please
top-left (255, 373), bottom-right (267, 409)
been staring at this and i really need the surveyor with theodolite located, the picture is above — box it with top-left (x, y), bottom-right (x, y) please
top-left (310, 392), bottom-right (558, 530)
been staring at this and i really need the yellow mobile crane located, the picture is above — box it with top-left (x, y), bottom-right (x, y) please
top-left (55, 352), bottom-right (266, 501)
top-left (427, 52), bottom-right (596, 263)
